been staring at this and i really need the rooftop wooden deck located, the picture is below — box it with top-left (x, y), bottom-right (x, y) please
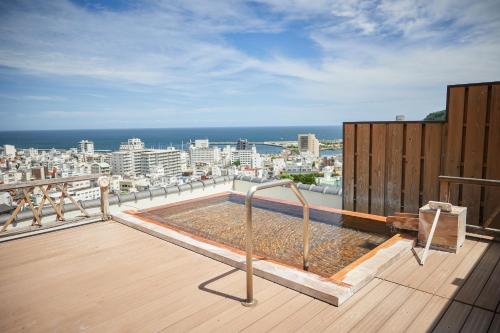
top-left (0, 221), bottom-right (499, 332)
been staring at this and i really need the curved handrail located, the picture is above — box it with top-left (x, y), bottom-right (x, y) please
top-left (242, 179), bottom-right (310, 307)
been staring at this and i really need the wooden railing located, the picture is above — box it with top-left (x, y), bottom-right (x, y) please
top-left (0, 175), bottom-right (107, 233)
top-left (439, 176), bottom-right (500, 229)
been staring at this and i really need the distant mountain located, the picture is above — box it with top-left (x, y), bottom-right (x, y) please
top-left (424, 110), bottom-right (446, 121)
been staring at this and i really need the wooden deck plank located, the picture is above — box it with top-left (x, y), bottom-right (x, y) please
top-left (476, 256), bottom-right (500, 311)
top-left (268, 299), bottom-right (330, 332)
top-left (322, 280), bottom-right (398, 333)
top-left (418, 239), bottom-right (476, 295)
top-left (383, 247), bottom-right (446, 287)
top-left (155, 274), bottom-right (280, 333)
top-left (432, 301), bottom-right (472, 333)
top-left (460, 307), bottom-right (494, 333)
top-left (376, 249), bottom-right (413, 279)
top-left (292, 278), bottom-right (383, 332)
top-left (489, 313), bottom-right (500, 332)
top-left (377, 289), bottom-right (433, 332)
top-left (188, 285), bottom-right (296, 332)
top-left (207, 288), bottom-right (299, 333)
top-left (455, 242), bottom-right (500, 305)
top-left (405, 250), bottom-right (449, 289)
top-left (2, 241), bottom-right (229, 331)
top-left (435, 240), bottom-right (490, 299)
top-left (99, 269), bottom-right (275, 333)
top-left (348, 284), bottom-right (414, 332)
top-left (405, 295), bottom-right (450, 333)
top-left (240, 293), bottom-right (313, 332)
top-left (1, 220), bottom-right (497, 333)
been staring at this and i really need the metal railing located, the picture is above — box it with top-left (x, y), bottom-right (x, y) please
top-left (242, 179), bottom-right (310, 307)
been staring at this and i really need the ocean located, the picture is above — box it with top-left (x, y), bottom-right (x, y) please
top-left (0, 126), bottom-right (342, 155)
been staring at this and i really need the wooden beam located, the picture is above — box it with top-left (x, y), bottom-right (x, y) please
top-left (57, 183), bottom-right (67, 215)
top-left (55, 184), bottom-right (89, 218)
top-left (1, 197), bottom-right (27, 232)
top-left (40, 186), bottom-right (64, 221)
top-left (35, 185), bottom-right (49, 222)
top-left (22, 187), bottom-right (41, 226)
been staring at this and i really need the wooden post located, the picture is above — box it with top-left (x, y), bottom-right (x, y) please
top-left (99, 177), bottom-right (110, 221)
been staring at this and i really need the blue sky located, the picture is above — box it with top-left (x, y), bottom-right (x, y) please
top-left (1, 0), bottom-right (499, 130)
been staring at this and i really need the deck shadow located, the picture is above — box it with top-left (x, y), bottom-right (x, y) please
top-left (198, 268), bottom-right (246, 302)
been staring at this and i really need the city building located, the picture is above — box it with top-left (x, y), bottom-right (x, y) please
top-left (298, 133), bottom-right (320, 157)
top-left (189, 140), bottom-right (220, 166)
top-left (236, 139), bottom-right (250, 150)
top-left (111, 151), bottom-right (134, 176)
top-left (231, 145), bottom-right (261, 168)
top-left (119, 138), bottom-right (145, 151)
top-left (90, 162), bottom-right (110, 175)
top-left (2, 144), bottom-right (16, 158)
top-left (79, 140), bottom-right (94, 155)
top-left (111, 141), bottom-right (181, 178)
top-left (194, 139), bottom-right (209, 149)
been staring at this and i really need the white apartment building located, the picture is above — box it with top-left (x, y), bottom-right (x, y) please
top-left (111, 151), bottom-right (134, 176)
top-left (3, 144), bottom-right (16, 158)
top-left (111, 142), bottom-right (181, 178)
top-left (48, 180), bottom-right (101, 203)
top-left (90, 162), bottom-right (110, 175)
top-left (298, 134), bottom-right (320, 157)
top-left (119, 138), bottom-right (145, 150)
top-left (79, 140), bottom-right (94, 155)
top-left (189, 145), bottom-right (220, 166)
top-left (231, 146), bottom-right (262, 168)
top-left (71, 187), bottom-right (101, 202)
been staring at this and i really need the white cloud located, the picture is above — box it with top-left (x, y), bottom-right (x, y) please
top-left (0, 0), bottom-right (499, 129)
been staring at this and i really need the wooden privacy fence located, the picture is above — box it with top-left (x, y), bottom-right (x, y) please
top-left (343, 81), bottom-right (500, 228)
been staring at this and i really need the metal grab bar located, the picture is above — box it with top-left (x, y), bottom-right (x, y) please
top-left (241, 179), bottom-right (310, 307)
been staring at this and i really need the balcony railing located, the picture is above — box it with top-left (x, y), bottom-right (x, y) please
top-left (0, 175), bottom-right (105, 233)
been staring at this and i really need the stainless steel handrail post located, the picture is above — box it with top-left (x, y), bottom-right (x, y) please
top-left (241, 179), bottom-right (310, 307)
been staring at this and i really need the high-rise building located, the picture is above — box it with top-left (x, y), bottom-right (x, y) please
top-left (112, 139), bottom-right (181, 178)
top-left (3, 144), bottom-right (16, 158)
top-left (111, 151), bottom-right (134, 176)
top-left (236, 139), bottom-right (250, 150)
top-left (79, 140), bottom-right (94, 155)
top-left (189, 140), bottom-right (220, 166)
top-left (298, 134), bottom-right (320, 157)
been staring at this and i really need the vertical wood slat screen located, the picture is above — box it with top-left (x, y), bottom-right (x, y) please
top-left (343, 82), bottom-right (500, 228)
top-left (442, 83), bottom-right (500, 227)
top-left (343, 122), bottom-right (445, 217)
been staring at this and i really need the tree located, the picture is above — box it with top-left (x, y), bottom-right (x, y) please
top-left (232, 159), bottom-right (240, 166)
top-left (279, 172), bottom-right (319, 185)
top-left (424, 110), bottom-right (446, 121)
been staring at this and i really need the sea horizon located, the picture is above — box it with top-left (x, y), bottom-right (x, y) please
top-left (0, 125), bottom-right (343, 155)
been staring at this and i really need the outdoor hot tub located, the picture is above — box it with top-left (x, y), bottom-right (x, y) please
top-left (113, 191), bottom-right (413, 305)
